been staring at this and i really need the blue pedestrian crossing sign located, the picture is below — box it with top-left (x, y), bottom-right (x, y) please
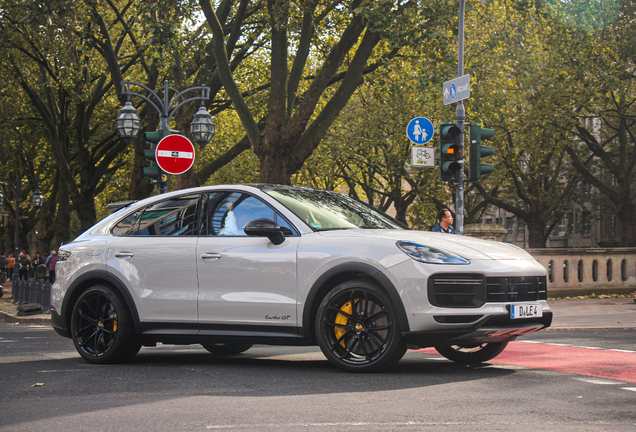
top-left (407, 117), bottom-right (434, 144)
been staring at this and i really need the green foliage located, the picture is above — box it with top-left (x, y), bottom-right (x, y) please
top-left (294, 53), bottom-right (451, 227)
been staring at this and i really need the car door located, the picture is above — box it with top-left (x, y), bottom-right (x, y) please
top-left (107, 193), bottom-right (201, 327)
top-left (196, 191), bottom-right (300, 335)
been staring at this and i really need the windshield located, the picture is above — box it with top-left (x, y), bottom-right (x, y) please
top-left (267, 189), bottom-right (405, 231)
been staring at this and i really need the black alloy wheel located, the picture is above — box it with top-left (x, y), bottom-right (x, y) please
top-left (201, 342), bottom-right (254, 356)
top-left (316, 279), bottom-right (406, 373)
top-left (71, 285), bottom-right (141, 364)
top-left (434, 341), bottom-right (509, 365)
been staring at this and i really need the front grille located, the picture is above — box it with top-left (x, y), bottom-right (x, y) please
top-left (428, 274), bottom-right (486, 308)
top-left (486, 276), bottom-right (547, 302)
top-left (428, 274), bottom-right (547, 308)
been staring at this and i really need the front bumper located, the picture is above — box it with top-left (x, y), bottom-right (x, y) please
top-left (402, 311), bottom-right (552, 348)
top-left (51, 309), bottom-right (70, 338)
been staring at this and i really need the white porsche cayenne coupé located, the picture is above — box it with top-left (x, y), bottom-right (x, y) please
top-left (51, 184), bottom-right (552, 372)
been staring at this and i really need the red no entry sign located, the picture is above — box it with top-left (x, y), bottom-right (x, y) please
top-left (155, 134), bottom-right (195, 175)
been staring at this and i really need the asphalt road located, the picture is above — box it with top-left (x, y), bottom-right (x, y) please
top-left (1, 324), bottom-right (635, 431)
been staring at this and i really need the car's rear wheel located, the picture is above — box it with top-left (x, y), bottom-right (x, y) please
top-left (316, 280), bottom-right (406, 373)
top-left (434, 341), bottom-right (509, 365)
top-left (201, 342), bottom-right (253, 356)
top-left (71, 285), bottom-right (141, 364)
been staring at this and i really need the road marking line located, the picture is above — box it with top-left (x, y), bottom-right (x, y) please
top-left (38, 369), bottom-right (81, 373)
top-left (621, 387), bottom-right (636, 392)
top-left (518, 340), bottom-right (636, 353)
top-left (575, 377), bottom-right (627, 385)
top-left (205, 419), bottom-right (629, 429)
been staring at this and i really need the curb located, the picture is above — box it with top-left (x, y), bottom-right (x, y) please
top-left (548, 286), bottom-right (636, 299)
top-left (0, 309), bottom-right (52, 326)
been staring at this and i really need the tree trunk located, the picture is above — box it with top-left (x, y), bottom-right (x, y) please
top-left (55, 180), bottom-right (72, 247)
top-left (527, 219), bottom-right (547, 248)
top-left (175, 168), bottom-right (199, 190)
top-left (2, 215), bottom-right (10, 256)
top-left (258, 137), bottom-right (295, 184)
top-left (618, 202), bottom-right (636, 247)
top-left (76, 190), bottom-right (98, 233)
top-left (37, 172), bottom-right (60, 255)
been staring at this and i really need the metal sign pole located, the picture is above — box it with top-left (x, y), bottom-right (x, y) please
top-left (455, 0), bottom-right (466, 235)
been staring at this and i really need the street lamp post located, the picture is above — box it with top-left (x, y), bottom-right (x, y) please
top-left (0, 174), bottom-right (43, 296)
top-left (115, 79), bottom-right (215, 193)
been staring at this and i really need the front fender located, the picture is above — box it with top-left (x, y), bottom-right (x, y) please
top-left (58, 270), bottom-right (141, 336)
top-left (300, 262), bottom-right (410, 339)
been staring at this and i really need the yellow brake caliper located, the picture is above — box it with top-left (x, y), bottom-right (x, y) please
top-left (113, 313), bottom-right (118, 332)
top-left (334, 300), bottom-right (357, 347)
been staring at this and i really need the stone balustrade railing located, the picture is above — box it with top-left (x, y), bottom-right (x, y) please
top-left (527, 248), bottom-right (636, 296)
top-left (464, 224), bottom-right (636, 297)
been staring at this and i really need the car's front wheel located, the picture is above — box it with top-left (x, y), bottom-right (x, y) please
top-left (201, 342), bottom-right (253, 356)
top-left (315, 280), bottom-right (406, 373)
top-left (434, 341), bottom-right (509, 365)
top-left (71, 285), bottom-right (141, 364)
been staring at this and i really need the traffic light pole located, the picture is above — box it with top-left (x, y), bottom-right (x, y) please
top-left (455, 0), bottom-right (466, 235)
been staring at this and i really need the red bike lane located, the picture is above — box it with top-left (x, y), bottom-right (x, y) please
top-left (417, 341), bottom-right (636, 384)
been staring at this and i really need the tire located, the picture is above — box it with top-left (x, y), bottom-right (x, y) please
top-left (434, 341), bottom-right (509, 365)
top-left (201, 343), bottom-right (253, 356)
top-left (71, 285), bottom-right (141, 364)
top-left (315, 279), bottom-right (406, 373)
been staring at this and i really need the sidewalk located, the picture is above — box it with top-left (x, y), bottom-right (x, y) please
top-left (1, 281), bottom-right (635, 329)
top-left (0, 281), bottom-right (52, 325)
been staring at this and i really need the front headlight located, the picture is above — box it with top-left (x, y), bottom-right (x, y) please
top-left (57, 249), bottom-right (72, 262)
top-left (396, 241), bottom-right (469, 264)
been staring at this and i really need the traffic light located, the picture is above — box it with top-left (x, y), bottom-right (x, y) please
top-left (439, 121), bottom-right (463, 182)
top-left (468, 123), bottom-right (495, 182)
top-left (143, 128), bottom-right (169, 190)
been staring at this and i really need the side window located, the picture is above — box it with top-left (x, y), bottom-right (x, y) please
top-left (112, 210), bottom-right (143, 236)
top-left (208, 192), bottom-right (296, 236)
top-left (116, 194), bottom-right (201, 236)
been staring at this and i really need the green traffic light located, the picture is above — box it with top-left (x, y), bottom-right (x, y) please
top-left (468, 123), bottom-right (496, 182)
top-left (439, 121), bottom-right (463, 182)
top-left (143, 128), bottom-right (169, 186)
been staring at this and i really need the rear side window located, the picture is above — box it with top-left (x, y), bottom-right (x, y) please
top-left (112, 194), bottom-right (201, 236)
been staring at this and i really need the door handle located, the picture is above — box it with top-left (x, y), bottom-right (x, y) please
top-left (201, 253), bottom-right (222, 261)
top-left (114, 252), bottom-right (135, 258)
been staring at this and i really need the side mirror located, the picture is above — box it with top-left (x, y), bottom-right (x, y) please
top-left (244, 218), bottom-right (285, 245)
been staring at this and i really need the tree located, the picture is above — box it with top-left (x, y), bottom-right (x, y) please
top-left (464, 0), bottom-right (581, 247)
top-left (200, 0), bottom-right (453, 184)
top-left (547, 0), bottom-right (636, 246)
top-left (292, 47), bottom-right (457, 227)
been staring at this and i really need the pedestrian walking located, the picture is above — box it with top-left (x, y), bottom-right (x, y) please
top-left (431, 208), bottom-right (456, 234)
top-left (45, 250), bottom-right (58, 283)
top-left (7, 254), bottom-right (15, 280)
top-left (32, 253), bottom-right (44, 280)
top-left (18, 252), bottom-right (30, 281)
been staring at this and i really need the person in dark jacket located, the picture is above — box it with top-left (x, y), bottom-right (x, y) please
top-left (32, 253), bottom-right (44, 280)
top-left (431, 208), bottom-right (456, 234)
top-left (18, 252), bottom-right (30, 281)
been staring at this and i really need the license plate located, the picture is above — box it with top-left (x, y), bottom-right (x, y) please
top-left (510, 303), bottom-right (542, 319)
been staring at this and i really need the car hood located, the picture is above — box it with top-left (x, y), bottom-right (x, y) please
top-left (317, 229), bottom-right (532, 260)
